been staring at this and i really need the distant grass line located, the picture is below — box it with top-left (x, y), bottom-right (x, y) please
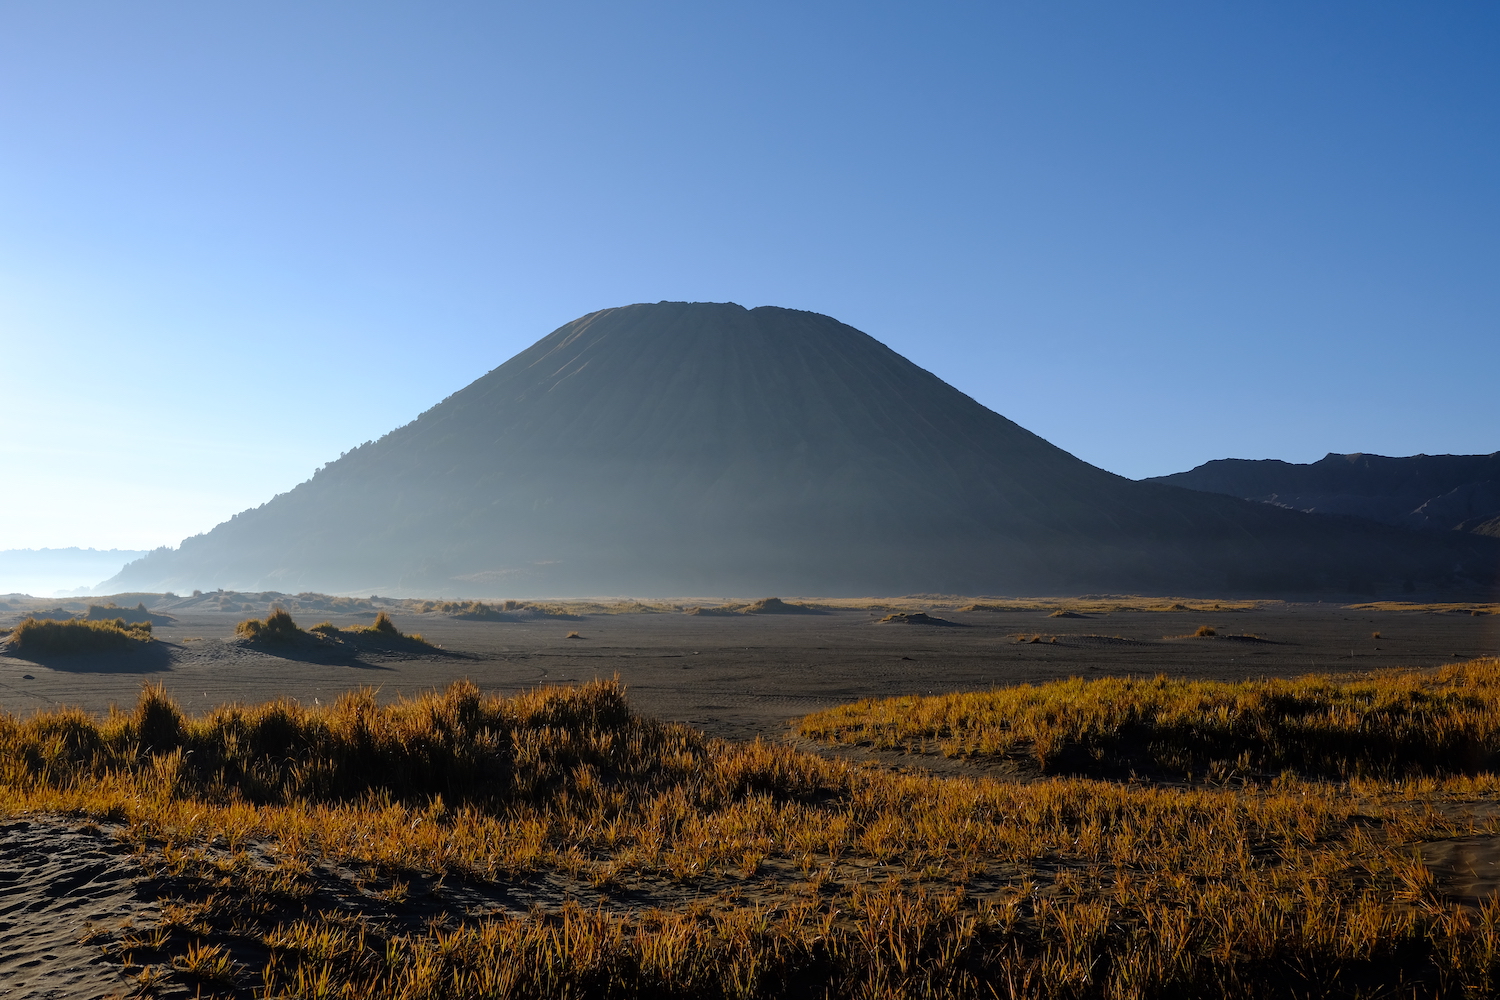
top-left (687, 597), bottom-right (826, 616)
top-left (0, 616), bottom-right (152, 654)
top-left (799, 659), bottom-right (1500, 780)
top-left (1347, 602), bottom-right (1498, 615)
top-left (958, 598), bottom-right (1268, 614)
top-left (6, 591), bottom-right (1290, 620)
top-left (412, 599), bottom-right (581, 620)
top-left (83, 601), bottom-right (170, 624)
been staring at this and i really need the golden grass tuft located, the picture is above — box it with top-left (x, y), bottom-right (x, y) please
top-left (235, 608), bottom-right (303, 642)
top-left (3, 616), bottom-right (152, 654)
top-left (1194, 625), bottom-right (1217, 637)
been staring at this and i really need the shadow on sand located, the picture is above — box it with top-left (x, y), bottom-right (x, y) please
top-left (1, 641), bottom-right (176, 675)
top-left (233, 639), bottom-right (397, 671)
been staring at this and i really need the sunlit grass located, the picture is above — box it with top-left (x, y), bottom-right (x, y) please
top-left (6, 673), bottom-right (1500, 996)
top-left (800, 658), bottom-right (1500, 780)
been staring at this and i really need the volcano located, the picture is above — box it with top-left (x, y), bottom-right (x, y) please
top-left (107, 302), bottom-right (1497, 597)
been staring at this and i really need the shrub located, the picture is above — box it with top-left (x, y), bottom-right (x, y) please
top-left (1194, 625), bottom-right (1217, 637)
top-left (235, 609), bottom-right (304, 642)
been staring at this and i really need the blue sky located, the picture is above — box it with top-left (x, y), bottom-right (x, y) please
top-left (1, 1), bottom-right (1496, 551)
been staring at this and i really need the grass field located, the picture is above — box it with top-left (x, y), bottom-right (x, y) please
top-left (4, 668), bottom-right (1500, 996)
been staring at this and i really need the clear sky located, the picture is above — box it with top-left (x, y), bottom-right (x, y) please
top-left (2, 1), bottom-right (1496, 552)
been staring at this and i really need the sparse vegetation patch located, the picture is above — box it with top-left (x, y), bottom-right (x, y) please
top-left (236, 609), bottom-right (433, 651)
top-left (1348, 602), bottom-right (1499, 615)
top-left (957, 597), bottom-right (1267, 614)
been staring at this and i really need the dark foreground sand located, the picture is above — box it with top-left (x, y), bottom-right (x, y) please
top-left (2, 602), bottom-right (1496, 742)
top-left (0, 817), bottom-right (157, 999)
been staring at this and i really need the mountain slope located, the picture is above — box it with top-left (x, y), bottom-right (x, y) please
top-left (1148, 453), bottom-right (1500, 537)
top-left (106, 303), bottom-right (1498, 597)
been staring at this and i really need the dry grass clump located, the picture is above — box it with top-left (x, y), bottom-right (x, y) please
top-left (234, 608), bottom-right (304, 642)
top-left (2, 616), bottom-right (152, 655)
top-left (10, 676), bottom-right (1500, 997)
top-left (238, 609), bottom-right (431, 649)
top-left (347, 610), bottom-right (431, 648)
top-left (801, 658), bottom-right (1500, 780)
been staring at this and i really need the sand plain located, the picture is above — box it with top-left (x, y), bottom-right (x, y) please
top-left (2, 601), bottom-right (1496, 743)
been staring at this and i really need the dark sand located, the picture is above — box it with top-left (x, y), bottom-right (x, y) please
top-left (3, 603), bottom-right (1496, 742)
top-left (0, 818), bottom-right (158, 999)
